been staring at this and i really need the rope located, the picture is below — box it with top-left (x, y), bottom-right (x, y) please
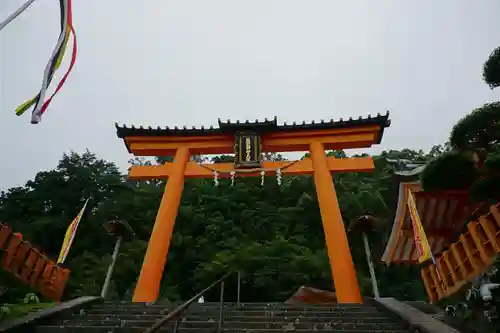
top-left (0, 0), bottom-right (37, 32)
top-left (198, 160), bottom-right (300, 174)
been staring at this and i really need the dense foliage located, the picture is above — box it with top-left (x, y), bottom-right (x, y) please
top-left (483, 46), bottom-right (500, 89)
top-left (421, 48), bottom-right (500, 203)
top-left (0, 148), bottom-right (442, 303)
top-left (420, 152), bottom-right (478, 192)
top-left (450, 102), bottom-right (500, 154)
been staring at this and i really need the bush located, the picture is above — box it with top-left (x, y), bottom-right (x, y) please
top-left (485, 152), bottom-right (500, 173)
top-left (0, 306), bottom-right (10, 320)
top-left (469, 176), bottom-right (500, 203)
top-left (420, 152), bottom-right (478, 191)
top-left (23, 293), bottom-right (39, 305)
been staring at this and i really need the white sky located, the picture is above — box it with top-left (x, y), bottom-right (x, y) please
top-left (1, 0), bottom-right (500, 190)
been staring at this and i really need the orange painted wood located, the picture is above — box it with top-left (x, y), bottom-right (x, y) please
top-left (414, 190), bottom-right (470, 199)
top-left (20, 249), bottom-right (40, 284)
top-left (0, 225), bottom-right (12, 249)
top-left (133, 147), bottom-right (191, 303)
top-left (428, 264), bottom-right (444, 298)
top-left (408, 240), bottom-right (417, 265)
top-left (262, 125), bottom-right (382, 138)
top-left (443, 251), bottom-right (458, 284)
top-left (436, 257), bottom-right (451, 290)
top-left (124, 134), bottom-right (232, 143)
top-left (468, 222), bottom-right (489, 264)
top-left (395, 237), bottom-right (410, 263)
top-left (421, 268), bottom-right (436, 302)
top-left (128, 157), bottom-right (375, 180)
top-left (459, 234), bottom-right (480, 273)
top-left (37, 262), bottom-right (68, 301)
top-left (3, 236), bottom-right (22, 270)
top-left (38, 266), bottom-right (70, 301)
top-left (400, 228), bottom-right (455, 238)
top-left (422, 214), bottom-right (500, 303)
top-left (264, 133), bottom-right (377, 152)
top-left (124, 126), bottom-right (382, 156)
top-left (437, 199), bottom-right (450, 230)
top-left (39, 261), bottom-right (56, 285)
top-left (479, 218), bottom-right (500, 252)
top-left (491, 204), bottom-right (500, 228)
top-left (0, 224), bottom-right (70, 302)
top-left (457, 242), bottom-right (475, 277)
top-left (127, 133), bottom-right (377, 156)
top-left (386, 186), bottom-right (413, 263)
top-left (10, 242), bottom-right (31, 276)
top-left (310, 141), bottom-right (362, 304)
top-left (450, 244), bottom-right (467, 279)
top-left (124, 124), bottom-right (383, 304)
top-left (29, 255), bottom-right (47, 286)
top-left (49, 267), bottom-right (70, 301)
top-left (124, 125), bottom-right (381, 147)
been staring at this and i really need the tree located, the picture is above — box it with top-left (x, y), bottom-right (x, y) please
top-left (421, 152), bottom-right (478, 192)
top-left (0, 148), bottom-right (431, 302)
top-left (483, 46), bottom-right (500, 89)
top-left (450, 102), bottom-right (500, 162)
top-left (419, 50), bottom-right (500, 202)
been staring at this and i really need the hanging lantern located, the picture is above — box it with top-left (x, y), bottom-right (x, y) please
top-left (104, 219), bottom-right (135, 238)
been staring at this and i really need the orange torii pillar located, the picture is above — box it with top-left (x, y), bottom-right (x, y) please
top-left (116, 114), bottom-right (390, 304)
top-left (310, 141), bottom-right (361, 303)
top-left (132, 147), bottom-right (190, 302)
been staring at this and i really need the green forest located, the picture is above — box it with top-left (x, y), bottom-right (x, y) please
top-left (0, 148), bottom-right (441, 303)
top-left (0, 44), bottom-right (498, 308)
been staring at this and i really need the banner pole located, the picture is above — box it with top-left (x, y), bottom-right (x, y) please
top-left (0, 0), bottom-right (38, 32)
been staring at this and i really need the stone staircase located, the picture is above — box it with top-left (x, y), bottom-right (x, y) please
top-left (34, 300), bottom-right (413, 332)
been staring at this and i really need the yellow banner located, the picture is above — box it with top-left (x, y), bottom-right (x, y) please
top-left (407, 190), bottom-right (432, 264)
top-left (57, 199), bottom-right (89, 264)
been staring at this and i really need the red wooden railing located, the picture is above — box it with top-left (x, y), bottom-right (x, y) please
top-left (0, 224), bottom-right (70, 301)
top-left (421, 203), bottom-right (500, 302)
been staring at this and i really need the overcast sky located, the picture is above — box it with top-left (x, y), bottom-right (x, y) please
top-left (1, 0), bottom-right (499, 190)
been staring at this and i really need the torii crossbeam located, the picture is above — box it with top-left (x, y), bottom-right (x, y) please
top-left (116, 114), bottom-right (391, 304)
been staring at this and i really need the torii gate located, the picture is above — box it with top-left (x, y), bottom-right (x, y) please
top-left (115, 113), bottom-right (391, 304)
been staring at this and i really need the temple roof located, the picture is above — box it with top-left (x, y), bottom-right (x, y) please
top-left (386, 158), bottom-right (427, 180)
top-left (115, 112), bottom-right (391, 142)
top-left (381, 183), bottom-right (481, 265)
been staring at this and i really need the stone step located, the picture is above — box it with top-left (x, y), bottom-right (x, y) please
top-left (88, 303), bottom-right (380, 311)
top-left (36, 326), bottom-right (150, 333)
top-left (94, 302), bottom-right (373, 310)
top-left (36, 326), bottom-right (409, 333)
top-left (63, 313), bottom-right (392, 323)
top-left (35, 301), bottom-right (411, 333)
top-left (85, 307), bottom-right (383, 317)
top-left (183, 320), bottom-right (406, 330)
top-left (199, 302), bottom-right (370, 308)
top-left (186, 320), bottom-right (404, 331)
top-left (56, 319), bottom-right (406, 330)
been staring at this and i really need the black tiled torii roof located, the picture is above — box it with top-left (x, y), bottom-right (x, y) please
top-left (115, 111), bottom-right (391, 143)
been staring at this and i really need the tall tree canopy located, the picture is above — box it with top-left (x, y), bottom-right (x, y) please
top-left (483, 46), bottom-right (500, 89)
top-left (421, 46), bottom-right (500, 202)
